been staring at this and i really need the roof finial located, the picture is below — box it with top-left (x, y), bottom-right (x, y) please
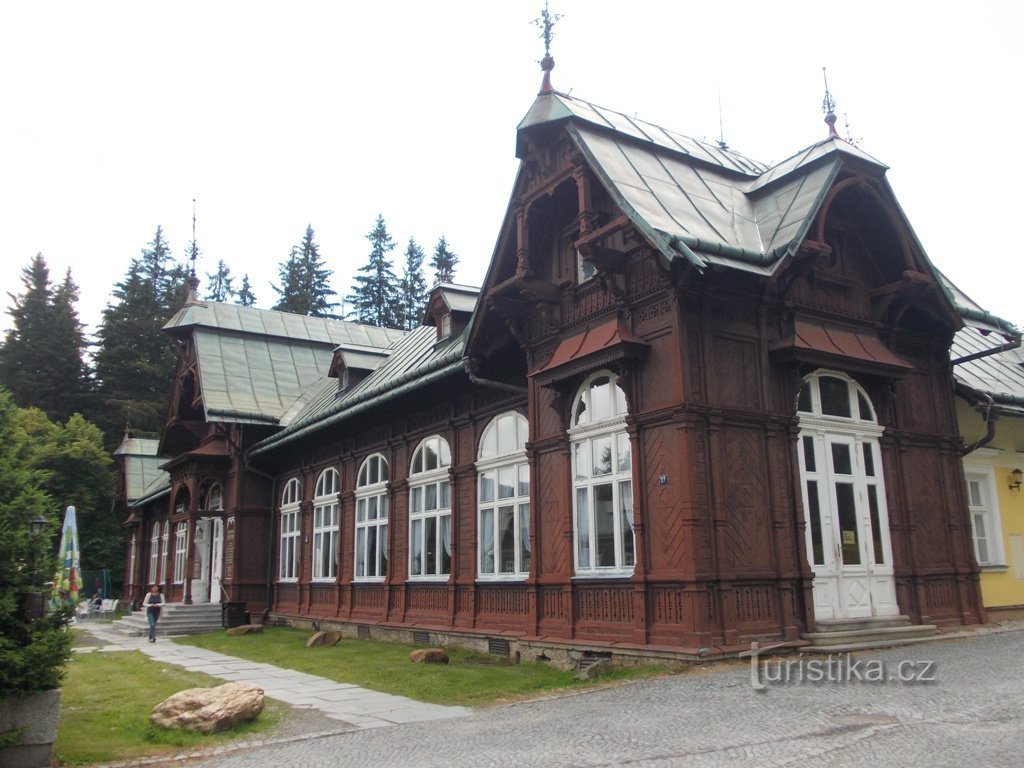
top-left (822, 67), bottom-right (838, 138)
top-left (186, 197), bottom-right (201, 302)
top-left (533, 2), bottom-right (562, 94)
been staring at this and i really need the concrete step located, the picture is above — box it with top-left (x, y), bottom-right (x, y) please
top-left (803, 617), bottom-right (938, 653)
top-left (112, 602), bottom-right (230, 637)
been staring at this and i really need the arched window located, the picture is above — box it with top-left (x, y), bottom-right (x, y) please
top-left (159, 520), bottom-right (170, 584)
top-left (477, 412), bottom-right (530, 578)
top-left (570, 372), bottom-right (634, 575)
top-left (173, 522), bottom-right (189, 583)
top-left (355, 454), bottom-right (389, 580)
top-left (204, 483), bottom-right (224, 512)
top-left (312, 468), bottom-right (340, 581)
top-left (278, 478), bottom-right (301, 582)
top-left (148, 523), bottom-right (160, 584)
top-left (409, 435), bottom-right (452, 578)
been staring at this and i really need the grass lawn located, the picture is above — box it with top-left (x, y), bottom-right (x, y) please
top-left (178, 627), bottom-right (672, 706)
top-left (55, 647), bottom-right (282, 766)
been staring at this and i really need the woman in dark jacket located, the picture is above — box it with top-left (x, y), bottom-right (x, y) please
top-left (142, 585), bottom-right (163, 642)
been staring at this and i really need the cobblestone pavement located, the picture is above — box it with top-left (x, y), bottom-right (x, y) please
top-left (183, 626), bottom-right (1024, 768)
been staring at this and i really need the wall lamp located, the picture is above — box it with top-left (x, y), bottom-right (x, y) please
top-left (28, 514), bottom-right (48, 536)
top-left (1010, 468), bottom-right (1024, 492)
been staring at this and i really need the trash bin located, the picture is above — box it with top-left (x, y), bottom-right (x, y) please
top-left (222, 602), bottom-right (247, 628)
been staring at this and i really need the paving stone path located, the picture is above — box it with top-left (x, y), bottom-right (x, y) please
top-left (79, 624), bottom-right (469, 730)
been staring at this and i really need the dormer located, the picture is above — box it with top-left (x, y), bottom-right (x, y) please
top-left (329, 344), bottom-right (392, 391)
top-left (423, 284), bottom-right (479, 342)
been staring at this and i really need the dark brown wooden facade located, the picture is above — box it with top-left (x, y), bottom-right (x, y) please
top-left (119, 76), bottom-right (985, 655)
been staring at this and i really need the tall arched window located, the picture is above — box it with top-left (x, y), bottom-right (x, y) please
top-left (312, 468), bottom-right (340, 581)
top-left (159, 520), bottom-right (170, 584)
top-left (148, 523), bottom-right (160, 584)
top-left (477, 412), bottom-right (530, 579)
top-left (409, 435), bottom-right (452, 578)
top-left (279, 478), bottom-right (301, 582)
top-left (355, 454), bottom-right (389, 580)
top-left (570, 372), bottom-right (634, 575)
top-left (173, 521), bottom-right (189, 583)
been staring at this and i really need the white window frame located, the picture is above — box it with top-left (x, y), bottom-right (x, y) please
top-left (477, 412), bottom-right (531, 580)
top-left (408, 435), bottom-right (453, 580)
top-left (355, 454), bottom-right (389, 581)
top-left (205, 483), bottom-right (224, 512)
top-left (279, 478), bottom-right (301, 582)
top-left (964, 466), bottom-right (1006, 567)
top-left (148, 523), bottom-right (160, 584)
top-left (159, 520), bottom-right (170, 584)
top-left (312, 468), bottom-right (340, 582)
top-left (173, 521), bottom-right (188, 584)
top-left (128, 535), bottom-right (137, 589)
top-left (570, 371), bottom-right (635, 577)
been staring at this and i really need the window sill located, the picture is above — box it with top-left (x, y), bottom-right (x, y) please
top-left (406, 577), bottom-right (450, 583)
top-left (476, 575), bottom-right (529, 583)
top-left (310, 578), bottom-right (337, 584)
top-left (352, 577), bottom-right (386, 584)
top-left (572, 570), bottom-right (635, 580)
top-left (980, 564), bottom-right (1009, 572)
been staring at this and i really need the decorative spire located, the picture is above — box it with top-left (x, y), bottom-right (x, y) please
top-left (533, 2), bottom-right (562, 94)
top-left (821, 67), bottom-right (838, 138)
top-left (186, 197), bottom-right (201, 303)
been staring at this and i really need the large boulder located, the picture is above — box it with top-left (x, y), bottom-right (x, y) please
top-left (409, 648), bottom-right (449, 664)
top-left (306, 630), bottom-right (343, 647)
top-left (151, 682), bottom-right (264, 733)
top-left (226, 623), bottom-right (263, 636)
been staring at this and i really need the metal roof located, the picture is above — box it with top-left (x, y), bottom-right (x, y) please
top-left (114, 436), bottom-right (169, 505)
top-left (164, 300), bottom-right (405, 425)
top-left (251, 325), bottom-right (467, 456)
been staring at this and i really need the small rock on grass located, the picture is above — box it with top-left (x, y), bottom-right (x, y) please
top-left (409, 648), bottom-right (449, 664)
top-left (306, 630), bottom-right (343, 647)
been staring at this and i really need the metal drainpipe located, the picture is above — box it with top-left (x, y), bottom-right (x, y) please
top-left (960, 390), bottom-right (998, 456)
top-left (463, 359), bottom-right (528, 394)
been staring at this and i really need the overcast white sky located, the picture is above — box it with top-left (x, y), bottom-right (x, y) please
top-left (2, 1), bottom-right (1021, 338)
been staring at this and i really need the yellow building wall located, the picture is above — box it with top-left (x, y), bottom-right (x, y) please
top-left (958, 399), bottom-right (1024, 609)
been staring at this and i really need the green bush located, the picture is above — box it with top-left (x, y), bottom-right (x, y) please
top-left (0, 389), bottom-right (72, 698)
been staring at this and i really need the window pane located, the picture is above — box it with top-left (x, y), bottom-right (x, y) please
top-left (614, 382), bottom-right (627, 416)
top-left (498, 466), bottom-right (516, 499)
top-left (576, 488), bottom-right (590, 568)
top-left (802, 436), bottom-right (816, 472)
top-left (857, 392), bottom-right (874, 421)
top-left (592, 435), bottom-right (613, 476)
top-left (440, 515), bottom-right (451, 574)
top-left (366, 526), bottom-right (378, 578)
top-left (973, 513), bottom-right (989, 563)
top-left (836, 482), bottom-right (860, 565)
top-left (424, 517), bottom-right (437, 574)
top-left (440, 440), bottom-right (451, 467)
top-left (356, 498), bottom-right (366, 523)
top-left (519, 503), bottom-right (531, 573)
top-left (867, 485), bottom-right (885, 564)
top-left (517, 463), bottom-right (530, 496)
top-left (441, 481), bottom-right (451, 509)
top-left (862, 444), bottom-right (875, 477)
top-left (367, 496), bottom-right (378, 520)
top-left (806, 480), bottom-right (824, 565)
top-left (425, 483), bottom-right (437, 511)
top-left (594, 484), bottom-right (615, 567)
top-left (424, 441), bottom-right (438, 471)
top-left (574, 441), bottom-right (590, 480)
top-left (616, 432), bottom-right (631, 472)
top-left (480, 471), bottom-right (495, 503)
top-left (380, 524), bottom-right (388, 575)
top-left (969, 480), bottom-right (982, 508)
top-left (356, 528), bottom-right (366, 577)
top-left (497, 415), bottom-right (515, 454)
top-left (411, 519), bottom-right (422, 575)
top-left (797, 384), bottom-right (812, 413)
top-left (619, 481), bottom-right (634, 567)
top-left (380, 496), bottom-right (388, 521)
top-left (499, 506), bottom-right (515, 573)
top-left (819, 377), bottom-right (851, 417)
top-left (830, 443), bottom-right (853, 475)
top-left (591, 378), bottom-right (612, 422)
top-left (411, 486), bottom-right (422, 514)
top-left (480, 508), bottom-right (494, 574)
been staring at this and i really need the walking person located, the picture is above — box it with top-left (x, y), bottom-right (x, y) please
top-left (142, 585), bottom-right (163, 642)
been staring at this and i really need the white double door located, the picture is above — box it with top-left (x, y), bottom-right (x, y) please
top-left (799, 429), bottom-right (898, 621)
top-left (192, 517), bottom-right (224, 604)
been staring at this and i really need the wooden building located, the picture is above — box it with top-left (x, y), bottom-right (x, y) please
top-left (119, 61), bottom-right (999, 657)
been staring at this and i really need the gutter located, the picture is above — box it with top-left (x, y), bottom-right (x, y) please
top-left (671, 235), bottom-right (784, 268)
top-left (464, 358), bottom-right (528, 394)
top-left (956, 386), bottom-right (998, 456)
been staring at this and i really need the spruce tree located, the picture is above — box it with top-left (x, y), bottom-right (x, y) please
top-left (205, 260), bottom-right (236, 303)
top-left (399, 237), bottom-right (428, 330)
top-left (93, 227), bottom-right (188, 446)
top-left (430, 235), bottom-right (460, 285)
top-left (0, 254), bottom-right (91, 423)
top-left (236, 274), bottom-right (257, 307)
top-left (272, 225), bottom-right (338, 316)
top-left (347, 214), bottom-right (402, 328)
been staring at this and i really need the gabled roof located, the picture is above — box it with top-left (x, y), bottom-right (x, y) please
top-left (163, 300), bottom-right (406, 425)
top-left (114, 436), bottom-right (169, 505)
top-left (425, 283), bottom-right (479, 318)
top-left (518, 89), bottom-right (896, 276)
top-left (250, 325), bottom-right (468, 456)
